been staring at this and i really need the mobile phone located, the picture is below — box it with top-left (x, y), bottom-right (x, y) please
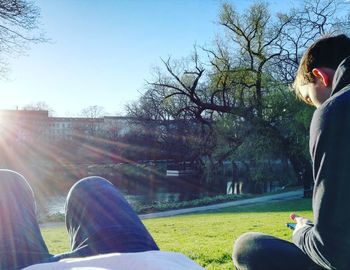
top-left (286, 223), bottom-right (296, 230)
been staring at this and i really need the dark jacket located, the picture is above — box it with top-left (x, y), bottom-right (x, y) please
top-left (293, 57), bottom-right (350, 270)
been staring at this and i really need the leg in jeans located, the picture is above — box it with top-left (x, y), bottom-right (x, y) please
top-left (56, 176), bottom-right (159, 259)
top-left (0, 170), bottom-right (52, 270)
top-left (232, 232), bottom-right (324, 270)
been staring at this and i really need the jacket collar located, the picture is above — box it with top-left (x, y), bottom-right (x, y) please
top-left (331, 56), bottom-right (350, 96)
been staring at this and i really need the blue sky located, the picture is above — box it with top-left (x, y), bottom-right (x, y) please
top-left (0, 0), bottom-right (298, 116)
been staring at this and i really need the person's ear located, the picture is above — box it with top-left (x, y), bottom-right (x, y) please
top-left (312, 68), bottom-right (332, 86)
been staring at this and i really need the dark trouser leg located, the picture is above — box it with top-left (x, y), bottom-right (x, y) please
top-left (0, 170), bottom-right (51, 270)
top-left (232, 232), bottom-right (324, 270)
top-left (57, 176), bottom-right (159, 259)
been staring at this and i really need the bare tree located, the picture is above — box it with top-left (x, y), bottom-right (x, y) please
top-left (79, 105), bottom-right (106, 136)
top-left (22, 101), bottom-right (55, 116)
top-left (0, 0), bottom-right (45, 75)
top-left (272, 0), bottom-right (350, 84)
top-left (151, 0), bottom-right (349, 119)
top-left (80, 105), bottom-right (105, 119)
top-left (143, 0), bottom-right (349, 189)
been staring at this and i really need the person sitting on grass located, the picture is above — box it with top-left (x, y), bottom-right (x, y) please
top-left (232, 34), bottom-right (350, 270)
top-left (0, 169), bottom-right (204, 270)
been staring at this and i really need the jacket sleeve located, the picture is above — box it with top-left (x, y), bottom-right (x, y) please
top-left (293, 99), bottom-right (350, 270)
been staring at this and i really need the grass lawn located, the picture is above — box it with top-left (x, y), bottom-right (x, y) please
top-left (41, 198), bottom-right (312, 270)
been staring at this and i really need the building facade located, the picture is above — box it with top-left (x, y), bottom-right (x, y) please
top-left (0, 109), bottom-right (135, 142)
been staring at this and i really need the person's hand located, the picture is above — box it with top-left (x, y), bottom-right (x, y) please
top-left (290, 213), bottom-right (312, 235)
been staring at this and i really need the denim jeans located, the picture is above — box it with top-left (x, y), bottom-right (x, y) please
top-left (232, 232), bottom-right (324, 270)
top-left (0, 170), bottom-right (159, 269)
top-left (0, 170), bottom-right (52, 270)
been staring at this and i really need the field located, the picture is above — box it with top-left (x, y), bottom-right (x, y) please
top-left (41, 198), bottom-right (312, 270)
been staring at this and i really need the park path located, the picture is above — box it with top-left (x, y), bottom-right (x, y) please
top-left (40, 189), bottom-right (304, 228)
top-left (139, 189), bottom-right (303, 219)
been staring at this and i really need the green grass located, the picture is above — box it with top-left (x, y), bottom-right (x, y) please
top-left (42, 198), bottom-right (312, 270)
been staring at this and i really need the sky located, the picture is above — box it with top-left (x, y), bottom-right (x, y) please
top-left (0, 0), bottom-right (299, 117)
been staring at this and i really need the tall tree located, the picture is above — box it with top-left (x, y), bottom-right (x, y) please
top-left (143, 0), bottom-right (349, 191)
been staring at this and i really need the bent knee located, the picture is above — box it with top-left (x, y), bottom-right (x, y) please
top-left (70, 176), bottom-right (112, 191)
top-left (0, 170), bottom-right (33, 196)
top-left (233, 232), bottom-right (269, 269)
top-left (67, 176), bottom-right (117, 202)
top-left (0, 169), bottom-right (26, 184)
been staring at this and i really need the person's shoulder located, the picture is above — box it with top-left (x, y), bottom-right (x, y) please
top-left (329, 85), bottom-right (350, 105)
top-left (315, 87), bottom-right (350, 118)
top-left (311, 86), bottom-right (350, 137)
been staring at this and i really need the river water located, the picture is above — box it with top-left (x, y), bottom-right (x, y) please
top-left (39, 192), bottom-right (186, 215)
top-left (36, 176), bottom-right (218, 216)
